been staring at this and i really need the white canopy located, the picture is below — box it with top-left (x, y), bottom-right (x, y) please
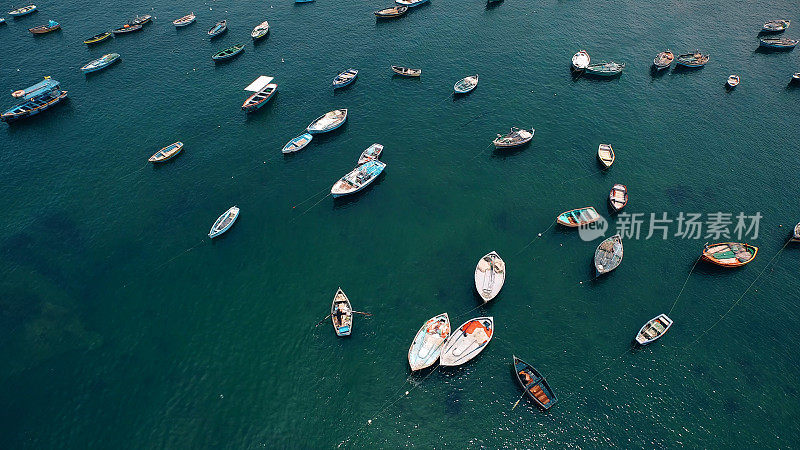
top-left (244, 76), bottom-right (274, 92)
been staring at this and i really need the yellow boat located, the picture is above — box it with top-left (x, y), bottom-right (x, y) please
top-left (84, 31), bottom-right (112, 45)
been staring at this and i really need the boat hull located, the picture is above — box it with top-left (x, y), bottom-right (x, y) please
top-left (331, 161), bottom-right (386, 197)
top-left (513, 356), bottom-right (557, 410)
top-left (9, 5), bottom-right (37, 16)
top-left (702, 242), bottom-right (758, 267)
top-left (208, 207), bottom-right (239, 238)
top-left (408, 313), bottom-right (450, 371)
top-left (81, 54), bottom-right (120, 74)
top-left (1, 90), bottom-right (67, 123)
top-left (440, 317), bottom-right (494, 367)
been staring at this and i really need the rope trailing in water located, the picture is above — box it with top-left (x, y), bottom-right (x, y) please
top-left (290, 193), bottom-right (332, 223)
top-left (122, 238), bottom-right (207, 288)
top-left (667, 256), bottom-right (701, 315)
top-left (515, 220), bottom-right (556, 256)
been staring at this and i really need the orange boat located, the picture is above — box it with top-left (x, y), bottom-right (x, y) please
top-left (702, 242), bottom-right (758, 267)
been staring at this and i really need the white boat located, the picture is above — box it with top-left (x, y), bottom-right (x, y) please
top-left (440, 317), bottom-right (494, 366)
top-left (307, 109), bottom-right (347, 134)
top-left (793, 72), bottom-right (800, 82)
top-left (598, 143), bottom-right (615, 168)
top-left (251, 20), bottom-right (269, 39)
top-left (453, 74), bottom-right (478, 94)
top-left (474, 251), bottom-right (505, 302)
top-left (330, 160), bottom-right (386, 197)
top-left (208, 206), bottom-right (239, 238)
top-left (395, 0), bottom-right (429, 7)
top-left (408, 313), bottom-right (450, 370)
top-left (331, 288), bottom-right (353, 337)
top-left (173, 12), bottom-right (196, 27)
top-left (282, 133), bottom-right (313, 154)
top-left (357, 143), bottom-right (383, 164)
top-left (493, 127), bottom-right (534, 149)
top-left (572, 50), bottom-right (590, 70)
top-left (727, 74), bottom-right (740, 87)
top-left (594, 234), bottom-right (623, 275)
top-left (635, 314), bottom-right (673, 345)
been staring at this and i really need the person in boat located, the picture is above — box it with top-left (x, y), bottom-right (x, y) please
top-left (519, 370), bottom-right (533, 384)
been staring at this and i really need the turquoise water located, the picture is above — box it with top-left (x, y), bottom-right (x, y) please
top-left (2, 0), bottom-right (800, 447)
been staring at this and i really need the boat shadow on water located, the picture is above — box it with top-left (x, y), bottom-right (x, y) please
top-left (485, 0), bottom-right (504, 10)
top-left (4, 99), bottom-right (72, 129)
top-left (670, 65), bottom-right (703, 74)
top-left (243, 94), bottom-right (278, 122)
top-left (753, 46), bottom-right (795, 54)
top-left (491, 143), bottom-right (529, 159)
top-left (649, 65), bottom-right (668, 78)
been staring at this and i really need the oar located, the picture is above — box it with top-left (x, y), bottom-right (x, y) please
top-left (314, 314), bottom-right (331, 327)
top-left (352, 311), bottom-right (372, 317)
top-left (511, 390), bottom-right (528, 410)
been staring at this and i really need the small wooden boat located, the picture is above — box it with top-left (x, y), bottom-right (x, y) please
top-left (702, 242), bottom-right (758, 267)
top-left (571, 50), bottom-right (590, 70)
top-left (557, 207), bottom-right (600, 227)
top-left (594, 234), bottom-right (623, 275)
top-left (391, 65), bottom-right (420, 76)
top-left (759, 38), bottom-right (798, 49)
top-left (173, 12), bottom-right (196, 27)
top-left (454, 74), bottom-right (478, 94)
top-left (208, 20), bottom-right (227, 38)
top-left (608, 184), bottom-right (628, 212)
top-left (357, 143), bottom-right (383, 164)
top-left (212, 43), bottom-right (245, 61)
top-left (790, 222), bottom-right (800, 243)
top-left (375, 5), bottom-right (408, 18)
top-left (148, 141), bottom-right (183, 162)
top-left (513, 356), bottom-right (557, 410)
top-left (597, 143), bottom-right (614, 168)
top-left (585, 61), bottom-right (625, 77)
top-left (332, 69), bottom-right (358, 88)
top-left (9, 5), bottom-right (36, 16)
top-left (29, 19), bottom-right (59, 34)
top-left (635, 314), bottom-right (673, 345)
top-left (493, 127), bottom-right (534, 149)
top-left (112, 23), bottom-right (142, 34)
top-left (282, 133), bottom-right (313, 154)
top-left (251, 20), bottom-right (269, 39)
top-left (307, 109), bottom-right (347, 134)
top-left (331, 160), bottom-right (386, 198)
top-left (440, 317), bottom-right (494, 366)
top-left (763, 19), bottom-right (790, 33)
top-left (131, 15), bottom-right (151, 26)
top-left (208, 206), bottom-right (240, 238)
top-left (675, 51), bottom-right (709, 68)
top-left (793, 72), bottom-right (800, 82)
top-left (80, 53), bottom-right (120, 74)
top-left (408, 313), bottom-right (450, 370)
top-left (242, 83), bottom-right (277, 112)
top-left (83, 31), bottom-right (112, 45)
top-left (474, 251), bottom-right (505, 302)
top-left (331, 288), bottom-right (353, 336)
top-left (1, 77), bottom-right (67, 123)
top-left (727, 75), bottom-right (740, 87)
top-left (653, 50), bottom-right (674, 70)
top-left (395, 0), bottom-right (429, 7)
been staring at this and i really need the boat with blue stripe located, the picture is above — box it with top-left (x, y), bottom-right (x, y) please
top-left (2, 77), bottom-right (67, 123)
top-left (307, 109), bottom-right (347, 134)
top-left (332, 69), bottom-right (358, 88)
top-left (9, 4), bottom-right (36, 17)
top-left (331, 160), bottom-right (386, 197)
top-left (208, 206), bottom-right (240, 238)
top-left (759, 37), bottom-right (798, 49)
top-left (80, 53), bottom-right (120, 74)
top-left (208, 20), bottom-right (227, 38)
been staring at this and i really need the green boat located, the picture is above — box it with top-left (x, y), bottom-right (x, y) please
top-left (212, 44), bottom-right (245, 61)
top-left (584, 61), bottom-right (625, 77)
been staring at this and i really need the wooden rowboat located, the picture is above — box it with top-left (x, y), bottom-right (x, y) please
top-left (242, 83), bottom-right (276, 112)
top-left (332, 69), bottom-right (358, 89)
top-left (594, 234), bottom-right (623, 275)
top-left (173, 13), bottom-right (196, 27)
top-left (9, 5), bottom-right (37, 16)
top-left (454, 74), bottom-right (478, 94)
top-left (375, 6), bottom-right (408, 18)
top-left (727, 75), bottom-right (740, 87)
top-left (149, 141), bottom-right (183, 162)
top-left (635, 314), bottom-right (673, 345)
top-left (391, 65), bottom-right (421, 76)
top-left (790, 222), bottom-right (800, 242)
top-left (307, 109), bottom-right (347, 134)
top-left (513, 356), bottom-right (557, 410)
top-left (208, 206), bottom-right (240, 238)
top-left (83, 31), bottom-right (112, 45)
top-left (282, 133), bottom-right (313, 154)
top-left (395, 0), bottom-right (429, 7)
top-left (112, 23), bottom-right (142, 34)
top-left (331, 288), bottom-right (353, 337)
top-left (759, 38), bottom-right (798, 49)
top-left (29, 19), bottom-right (59, 34)
top-left (474, 251), bottom-right (505, 302)
top-left (251, 20), bottom-right (269, 39)
top-left (357, 143), bottom-right (383, 164)
top-left (609, 184), bottom-right (627, 212)
top-left (762, 19), bottom-right (790, 33)
top-left (493, 127), bottom-right (534, 149)
top-left (440, 317), bottom-right (494, 366)
top-left (675, 51), bottom-right (709, 68)
top-left (408, 313), bottom-right (450, 370)
top-left (80, 53), bottom-right (120, 74)
top-left (557, 207), bottom-right (600, 227)
top-left (208, 20), bottom-right (227, 38)
top-left (212, 43), bottom-right (245, 61)
top-left (702, 242), bottom-right (758, 267)
top-left (597, 143), bottom-right (614, 168)
top-left (653, 50), bottom-right (673, 70)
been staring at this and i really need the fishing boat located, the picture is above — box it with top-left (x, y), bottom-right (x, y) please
top-left (172, 12), bottom-right (196, 27)
top-left (762, 19), bottom-right (790, 33)
top-left (241, 76), bottom-right (277, 112)
top-left (1, 77), bottom-right (67, 123)
top-left (395, 0), bottom-right (429, 7)
top-left (332, 69), bottom-right (358, 89)
top-left (408, 313), bottom-right (451, 371)
top-left (330, 160), bottom-right (386, 198)
top-left (727, 74), bottom-right (740, 87)
top-left (474, 251), bottom-right (505, 302)
top-left (251, 20), bottom-right (269, 39)
top-left (208, 206), bottom-right (240, 238)
top-left (83, 31), bottom-right (112, 44)
top-left (584, 61), bottom-right (625, 77)
top-left (793, 72), bottom-right (800, 82)
top-left (594, 234), bottom-right (623, 275)
top-left (440, 317), bottom-right (494, 367)
top-left (331, 288), bottom-right (353, 337)
top-left (675, 51), bottom-right (709, 68)
top-left (282, 133), bottom-right (313, 154)
top-left (759, 38), bottom-right (798, 49)
top-left (375, 5), bottom-right (408, 18)
top-left (556, 207), bottom-right (600, 227)
top-left (391, 65), bottom-right (420, 76)
top-left (653, 50), bottom-right (674, 70)
top-left (702, 242), bottom-right (758, 267)
top-left (790, 222), bottom-right (800, 243)
top-left (0, 18), bottom-right (5, 24)
top-left (608, 184), bottom-right (628, 212)
top-left (635, 314), bottom-right (673, 345)
top-left (112, 23), bottom-right (142, 34)
top-left (212, 43), bottom-right (245, 61)
top-left (295, 0), bottom-right (314, 3)
top-left (28, 19), bottom-right (59, 34)
top-left (357, 143), bottom-right (383, 164)
top-left (571, 50), bottom-right (590, 70)
top-left (307, 109), bottom-right (347, 134)
top-left (131, 15), bottom-right (151, 26)
top-left (493, 127), bottom-right (534, 149)
top-left (513, 356), bottom-right (557, 410)
top-left (597, 143), bottom-right (615, 168)
top-left (208, 20), bottom-right (227, 38)
top-left (454, 74), bottom-right (478, 94)
top-left (148, 141), bottom-right (183, 162)
top-left (8, 5), bottom-right (36, 16)
top-left (80, 53), bottom-right (120, 74)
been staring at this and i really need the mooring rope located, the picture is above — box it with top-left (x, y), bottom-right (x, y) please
top-left (667, 256), bottom-right (701, 315)
top-left (122, 238), bottom-right (207, 288)
top-left (515, 220), bottom-right (556, 256)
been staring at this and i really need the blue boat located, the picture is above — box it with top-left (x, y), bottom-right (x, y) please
top-left (1, 77), bottom-right (67, 123)
top-left (513, 356), bottom-right (557, 410)
top-left (208, 20), bottom-right (227, 38)
top-left (282, 133), bottom-right (313, 154)
top-left (759, 38), bottom-right (798, 49)
top-left (306, 109), bottom-right (347, 134)
top-left (80, 53), bottom-right (120, 74)
top-left (330, 160), bottom-right (386, 197)
top-left (208, 206), bottom-right (239, 238)
top-left (395, 0), bottom-right (429, 7)
top-left (8, 4), bottom-right (37, 17)
top-left (332, 69), bottom-right (358, 89)
top-left (295, 0), bottom-right (315, 3)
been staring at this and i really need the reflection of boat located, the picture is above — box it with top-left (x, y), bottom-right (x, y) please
top-left (330, 160), bottom-right (386, 198)
top-left (2, 77), bottom-right (67, 123)
top-left (653, 50), bottom-right (673, 70)
top-left (408, 313), bottom-right (450, 371)
top-left (474, 251), bottom-right (505, 302)
top-left (375, 6), bottom-right (408, 18)
top-left (635, 314), bottom-right (673, 345)
top-left (759, 38), bottom-right (798, 49)
top-left (391, 65), bottom-right (420, 76)
top-left (80, 53), bottom-right (120, 74)
top-left (594, 234), bottom-right (623, 275)
top-left (148, 142), bottom-right (183, 163)
top-left (331, 288), bottom-right (353, 337)
top-left (84, 31), bottom-right (112, 44)
top-left (208, 206), bottom-right (240, 238)
top-left (513, 356), bottom-right (557, 410)
top-left (173, 12), bottom-right (196, 27)
top-left (440, 317), bottom-right (494, 366)
top-left (762, 19), bottom-right (790, 33)
top-left (675, 51), bottom-right (709, 67)
top-left (572, 50), bottom-right (590, 70)
top-left (454, 74), bottom-right (478, 94)
top-left (28, 19), bottom-right (59, 34)
top-left (493, 127), bottom-right (533, 149)
top-left (726, 74), bottom-right (740, 87)
top-left (702, 242), bottom-right (758, 267)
